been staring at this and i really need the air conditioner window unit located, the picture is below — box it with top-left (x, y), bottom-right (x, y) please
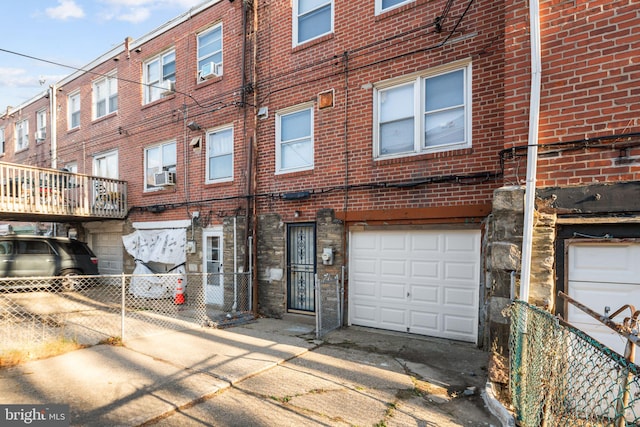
top-left (35, 130), bottom-right (46, 141)
top-left (161, 80), bottom-right (175, 96)
top-left (199, 62), bottom-right (222, 80)
top-left (152, 171), bottom-right (176, 186)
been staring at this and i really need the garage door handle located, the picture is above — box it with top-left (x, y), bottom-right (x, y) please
top-left (2, 259), bottom-right (13, 263)
top-left (407, 292), bottom-right (410, 297)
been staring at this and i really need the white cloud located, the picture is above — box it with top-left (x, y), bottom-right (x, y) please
top-left (46, 0), bottom-right (85, 20)
top-left (0, 68), bottom-right (36, 88)
top-left (117, 7), bottom-right (151, 23)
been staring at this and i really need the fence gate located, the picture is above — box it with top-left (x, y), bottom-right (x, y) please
top-left (287, 223), bottom-right (316, 312)
top-left (315, 272), bottom-right (342, 339)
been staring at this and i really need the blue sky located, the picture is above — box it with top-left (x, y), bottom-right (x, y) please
top-left (0, 0), bottom-right (205, 113)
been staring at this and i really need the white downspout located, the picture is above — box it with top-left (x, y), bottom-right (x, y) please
top-left (520, 0), bottom-right (542, 303)
top-left (233, 216), bottom-right (238, 312)
top-left (50, 84), bottom-right (57, 169)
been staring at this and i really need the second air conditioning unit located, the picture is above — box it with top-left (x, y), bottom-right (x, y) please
top-left (161, 81), bottom-right (175, 96)
top-left (152, 171), bottom-right (176, 187)
top-left (35, 130), bottom-right (46, 141)
top-left (198, 62), bottom-right (222, 80)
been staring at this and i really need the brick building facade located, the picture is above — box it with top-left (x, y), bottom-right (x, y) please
top-left (1, 0), bottom-right (639, 356)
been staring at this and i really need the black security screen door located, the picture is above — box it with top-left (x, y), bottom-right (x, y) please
top-left (287, 223), bottom-right (316, 312)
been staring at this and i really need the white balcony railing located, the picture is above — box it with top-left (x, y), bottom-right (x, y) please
top-left (0, 161), bottom-right (127, 219)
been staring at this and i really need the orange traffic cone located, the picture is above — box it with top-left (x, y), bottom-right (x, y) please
top-left (174, 278), bottom-right (185, 305)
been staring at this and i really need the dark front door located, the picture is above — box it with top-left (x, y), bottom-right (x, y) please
top-left (287, 223), bottom-right (316, 312)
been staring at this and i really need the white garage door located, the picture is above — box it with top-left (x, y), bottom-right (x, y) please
top-left (91, 232), bottom-right (124, 275)
top-left (349, 229), bottom-right (480, 343)
top-left (568, 242), bottom-right (640, 361)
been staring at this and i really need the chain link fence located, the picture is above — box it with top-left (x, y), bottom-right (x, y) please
top-left (509, 300), bottom-right (640, 426)
top-left (0, 272), bottom-right (252, 359)
top-left (315, 272), bottom-right (342, 339)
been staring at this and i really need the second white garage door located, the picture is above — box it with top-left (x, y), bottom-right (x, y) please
top-left (348, 229), bottom-right (480, 343)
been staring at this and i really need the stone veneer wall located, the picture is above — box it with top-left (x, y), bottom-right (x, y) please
top-left (484, 186), bottom-right (557, 354)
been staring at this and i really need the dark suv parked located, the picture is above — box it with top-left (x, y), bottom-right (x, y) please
top-left (0, 235), bottom-right (99, 279)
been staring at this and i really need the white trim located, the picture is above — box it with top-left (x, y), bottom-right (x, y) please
top-left (132, 220), bottom-right (191, 229)
top-left (375, 0), bottom-right (414, 16)
top-left (292, 0), bottom-right (334, 47)
top-left (275, 102), bottom-right (315, 174)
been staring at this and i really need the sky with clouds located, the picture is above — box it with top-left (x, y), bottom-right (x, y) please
top-left (0, 0), bottom-right (205, 113)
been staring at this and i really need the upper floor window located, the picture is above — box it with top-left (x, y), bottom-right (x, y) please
top-left (144, 141), bottom-right (176, 191)
top-left (197, 24), bottom-right (223, 81)
top-left (68, 92), bottom-right (81, 129)
top-left (276, 104), bottom-right (314, 174)
top-left (93, 73), bottom-right (118, 119)
top-left (36, 109), bottom-right (46, 142)
top-left (374, 62), bottom-right (471, 159)
top-left (206, 126), bottom-right (233, 183)
top-left (375, 0), bottom-right (413, 15)
top-left (0, 127), bottom-right (5, 154)
top-left (15, 119), bottom-right (29, 151)
top-left (293, 0), bottom-right (333, 46)
top-left (144, 50), bottom-right (176, 104)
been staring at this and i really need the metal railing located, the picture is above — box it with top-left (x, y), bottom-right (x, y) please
top-left (0, 272), bottom-right (252, 358)
top-left (509, 299), bottom-right (640, 426)
top-left (0, 161), bottom-right (127, 219)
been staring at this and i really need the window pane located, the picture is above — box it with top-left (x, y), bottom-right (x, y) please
top-left (162, 143), bottom-right (176, 168)
top-left (425, 69), bottom-right (464, 111)
top-left (298, 5), bottom-right (331, 42)
top-left (109, 95), bottom-right (118, 113)
top-left (425, 107), bottom-right (465, 146)
top-left (71, 112), bottom-right (80, 128)
top-left (210, 129), bottom-right (233, 156)
top-left (147, 60), bottom-right (159, 83)
top-left (97, 100), bottom-right (106, 118)
top-left (209, 154), bottom-right (232, 180)
top-left (380, 118), bottom-right (414, 154)
top-left (199, 28), bottom-right (222, 58)
top-left (163, 54), bottom-right (176, 81)
top-left (281, 139), bottom-right (312, 169)
top-left (382, 0), bottom-right (409, 9)
top-left (299, 0), bottom-right (330, 14)
top-left (380, 84), bottom-right (413, 123)
top-left (281, 110), bottom-right (311, 141)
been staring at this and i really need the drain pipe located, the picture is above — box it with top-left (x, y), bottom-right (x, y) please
top-left (519, 0), bottom-right (542, 303)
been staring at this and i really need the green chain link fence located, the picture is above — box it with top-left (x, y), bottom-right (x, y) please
top-left (509, 300), bottom-right (640, 426)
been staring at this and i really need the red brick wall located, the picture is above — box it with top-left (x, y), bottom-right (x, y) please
top-left (52, 0), bottom-right (248, 224)
top-left (503, 0), bottom-right (640, 187)
top-left (254, 0), bottom-right (505, 218)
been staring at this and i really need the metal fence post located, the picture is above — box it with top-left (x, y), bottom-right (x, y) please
top-left (121, 273), bottom-right (126, 343)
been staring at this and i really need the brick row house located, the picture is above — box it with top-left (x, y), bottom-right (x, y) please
top-left (1, 0), bottom-right (639, 360)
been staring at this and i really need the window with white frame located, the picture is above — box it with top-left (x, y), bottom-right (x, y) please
top-left (36, 109), bottom-right (46, 142)
top-left (15, 119), bottom-right (29, 151)
top-left (94, 150), bottom-right (118, 178)
top-left (144, 50), bottom-right (176, 104)
top-left (68, 92), bottom-right (81, 129)
top-left (93, 73), bottom-right (118, 119)
top-left (293, 0), bottom-right (333, 46)
top-left (276, 104), bottom-right (314, 173)
top-left (375, 0), bottom-right (413, 15)
top-left (144, 141), bottom-right (176, 190)
top-left (374, 63), bottom-right (471, 159)
top-left (206, 126), bottom-right (233, 182)
top-left (197, 24), bottom-right (223, 81)
top-left (0, 127), bottom-right (4, 154)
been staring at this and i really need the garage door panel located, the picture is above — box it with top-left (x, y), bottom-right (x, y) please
top-left (352, 280), bottom-right (377, 297)
top-left (380, 307), bottom-right (406, 327)
top-left (444, 314), bottom-right (476, 337)
top-left (352, 303), bottom-right (378, 324)
top-left (349, 229), bottom-right (480, 343)
top-left (380, 259), bottom-right (406, 276)
top-left (444, 287), bottom-right (475, 307)
top-left (411, 260), bottom-right (439, 279)
top-left (411, 311), bottom-right (438, 332)
top-left (445, 261), bottom-right (478, 282)
top-left (410, 284), bottom-right (439, 303)
top-left (570, 243), bottom-right (640, 284)
top-left (380, 282), bottom-right (405, 300)
top-left (568, 243), bottom-right (640, 362)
